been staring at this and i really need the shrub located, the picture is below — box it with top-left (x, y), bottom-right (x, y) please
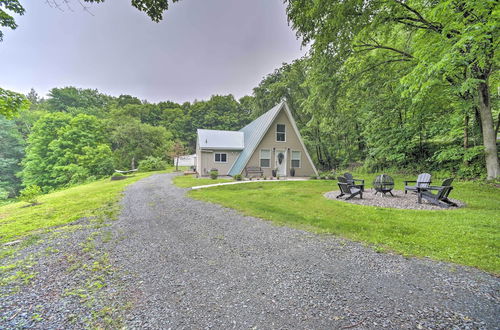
top-left (138, 156), bottom-right (168, 172)
top-left (233, 174), bottom-right (242, 181)
top-left (20, 185), bottom-right (42, 205)
top-left (112, 172), bottom-right (124, 177)
top-left (0, 188), bottom-right (9, 201)
top-left (210, 170), bottom-right (218, 179)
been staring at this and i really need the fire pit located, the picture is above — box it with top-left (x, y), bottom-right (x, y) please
top-left (373, 174), bottom-right (395, 196)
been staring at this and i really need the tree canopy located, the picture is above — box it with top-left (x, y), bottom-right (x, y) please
top-left (284, 0), bottom-right (499, 179)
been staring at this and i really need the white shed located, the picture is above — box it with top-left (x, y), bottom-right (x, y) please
top-left (174, 154), bottom-right (196, 167)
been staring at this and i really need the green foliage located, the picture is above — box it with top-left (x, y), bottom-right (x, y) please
top-left (19, 185), bottom-right (42, 204)
top-left (138, 156), bottom-right (168, 172)
top-left (277, 0), bottom-right (499, 177)
top-left (233, 174), bottom-right (242, 181)
top-left (47, 87), bottom-right (111, 115)
top-left (21, 113), bottom-right (113, 190)
top-left (0, 88), bottom-right (30, 118)
top-left (0, 116), bottom-right (24, 197)
top-left (0, 0), bottom-right (25, 41)
top-left (209, 170), bottom-right (218, 180)
top-left (84, 0), bottom-right (180, 22)
top-left (109, 118), bottom-right (172, 169)
top-left (111, 172), bottom-right (124, 177)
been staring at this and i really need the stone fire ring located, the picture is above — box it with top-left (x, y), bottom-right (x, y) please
top-left (324, 189), bottom-right (464, 210)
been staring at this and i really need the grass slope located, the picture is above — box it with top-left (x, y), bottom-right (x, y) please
top-left (0, 171), bottom-right (168, 245)
top-left (177, 174), bottom-right (500, 274)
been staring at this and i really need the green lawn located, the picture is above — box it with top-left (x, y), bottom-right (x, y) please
top-left (176, 174), bottom-right (500, 274)
top-left (0, 170), bottom-right (168, 245)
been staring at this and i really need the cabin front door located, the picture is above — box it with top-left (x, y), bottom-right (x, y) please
top-left (275, 149), bottom-right (287, 176)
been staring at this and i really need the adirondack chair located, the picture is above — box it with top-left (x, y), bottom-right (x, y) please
top-left (404, 173), bottom-right (432, 194)
top-left (417, 178), bottom-right (458, 208)
top-left (343, 172), bottom-right (365, 191)
top-left (336, 176), bottom-right (363, 200)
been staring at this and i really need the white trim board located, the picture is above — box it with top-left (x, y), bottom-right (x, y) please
top-left (191, 178), bottom-right (310, 190)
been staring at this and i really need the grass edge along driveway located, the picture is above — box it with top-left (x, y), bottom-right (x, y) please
top-left (175, 175), bottom-right (500, 274)
top-left (0, 170), bottom-right (170, 246)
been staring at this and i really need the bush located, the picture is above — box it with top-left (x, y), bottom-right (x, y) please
top-left (20, 185), bottom-right (42, 204)
top-left (210, 170), bottom-right (218, 179)
top-left (138, 156), bottom-right (168, 172)
top-left (112, 172), bottom-right (124, 177)
top-left (233, 174), bottom-right (242, 181)
top-left (0, 188), bottom-right (9, 201)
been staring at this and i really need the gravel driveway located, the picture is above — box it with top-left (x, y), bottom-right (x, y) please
top-left (113, 173), bottom-right (499, 329)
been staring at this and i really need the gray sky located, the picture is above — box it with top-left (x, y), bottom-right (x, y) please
top-left (0, 0), bottom-right (307, 103)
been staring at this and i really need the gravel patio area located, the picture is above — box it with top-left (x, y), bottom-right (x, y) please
top-left (324, 189), bottom-right (465, 210)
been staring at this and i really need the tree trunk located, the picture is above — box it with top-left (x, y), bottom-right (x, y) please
top-left (477, 82), bottom-right (499, 179)
top-left (463, 113), bottom-right (469, 166)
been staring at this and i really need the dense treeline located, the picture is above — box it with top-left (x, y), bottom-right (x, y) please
top-left (281, 0), bottom-right (499, 179)
top-left (0, 87), bottom-right (253, 198)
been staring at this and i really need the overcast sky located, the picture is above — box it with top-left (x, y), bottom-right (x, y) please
top-left (0, 0), bottom-right (307, 103)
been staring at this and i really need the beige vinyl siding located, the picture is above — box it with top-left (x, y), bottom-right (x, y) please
top-left (245, 110), bottom-right (316, 177)
top-left (198, 150), bottom-right (241, 176)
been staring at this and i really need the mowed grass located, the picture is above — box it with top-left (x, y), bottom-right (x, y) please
top-left (173, 174), bottom-right (233, 188)
top-left (0, 171), bottom-right (168, 244)
top-left (178, 174), bottom-right (500, 274)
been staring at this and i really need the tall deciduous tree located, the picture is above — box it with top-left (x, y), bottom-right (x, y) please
top-left (285, 0), bottom-right (499, 178)
top-left (21, 113), bottom-right (113, 190)
top-left (0, 87), bottom-right (30, 118)
top-left (0, 116), bottom-right (24, 198)
top-left (109, 118), bottom-right (173, 170)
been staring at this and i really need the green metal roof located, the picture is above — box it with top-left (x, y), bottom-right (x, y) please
top-left (228, 102), bottom-right (284, 176)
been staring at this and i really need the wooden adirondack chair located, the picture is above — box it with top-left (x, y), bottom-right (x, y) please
top-left (404, 173), bottom-right (431, 194)
top-left (344, 172), bottom-right (365, 191)
top-left (336, 176), bottom-right (363, 200)
top-left (418, 178), bottom-right (458, 208)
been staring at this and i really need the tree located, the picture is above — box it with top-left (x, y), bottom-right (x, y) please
top-left (109, 118), bottom-right (173, 169)
top-left (46, 87), bottom-right (111, 113)
top-left (0, 116), bottom-right (25, 198)
top-left (169, 140), bottom-right (187, 171)
top-left (0, 87), bottom-right (30, 118)
top-left (0, 0), bottom-right (24, 41)
top-left (21, 113), bottom-right (113, 190)
top-left (285, 0), bottom-right (499, 178)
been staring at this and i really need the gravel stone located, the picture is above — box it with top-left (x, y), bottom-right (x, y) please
top-left (1, 173), bottom-right (497, 329)
top-left (324, 189), bottom-right (465, 210)
top-left (111, 173), bottom-right (499, 329)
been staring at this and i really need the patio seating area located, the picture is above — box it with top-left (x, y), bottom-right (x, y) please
top-left (325, 189), bottom-right (464, 210)
top-left (327, 173), bottom-right (464, 210)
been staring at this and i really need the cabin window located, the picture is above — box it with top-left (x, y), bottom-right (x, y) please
top-left (291, 151), bottom-right (301, 168)
top-left (214, 153), bottom-right (227, 163)
top-left (276, 124), bottom-right (286, 142)
top-left (260, 149), bottom-right (271, 168)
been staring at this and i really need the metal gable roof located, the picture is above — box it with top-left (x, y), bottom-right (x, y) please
top-left (197, 129), bottom-right (244, 150)
top-left (228, 102), bottom-right (284, 176)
